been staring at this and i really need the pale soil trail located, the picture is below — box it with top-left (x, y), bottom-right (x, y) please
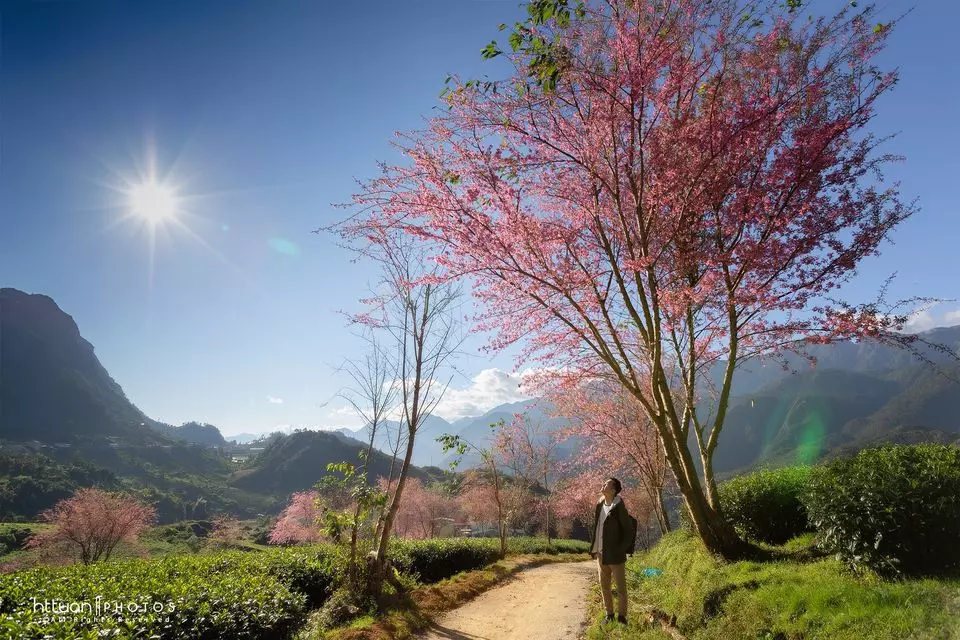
top-left (416, 560), bottom-right (596, 640)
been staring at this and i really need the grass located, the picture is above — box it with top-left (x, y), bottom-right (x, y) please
top-left (586, 530), bottom-right (960, 640)
top-left (310, 552), bottom-right (586, 640)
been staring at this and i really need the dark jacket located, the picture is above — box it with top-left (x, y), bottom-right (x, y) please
top-left (589, 497), bottom-right (631, 565)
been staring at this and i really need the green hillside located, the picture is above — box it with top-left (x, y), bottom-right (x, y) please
top-left (230, 429), bottom-right (432, 497)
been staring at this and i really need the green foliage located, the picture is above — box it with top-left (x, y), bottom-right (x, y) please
top-left (718, 466), bottom-right (813, 544)
top-left (0, 523), bottom-right (38, 555)
top-left (0, 545), bottom-right (341, 639)
top-left (804, 444), bottom-right (960, 577)
top-left (312, 586), bottom-right (372, 631)
top-left (139, 521), bottom-right (208, 556)
top-left (600, 530), bottom-right (960, 640)
top-left (315, 459), bottom-right (387, 547)
top-left (0, 453), bottom-right (120, 521)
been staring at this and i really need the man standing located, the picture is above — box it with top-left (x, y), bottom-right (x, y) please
top-left (589, 477), bottom-right (632, 624)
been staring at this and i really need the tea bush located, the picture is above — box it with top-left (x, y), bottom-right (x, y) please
top-left (392, 538), bottom-right (501, 583)
top-left (392, 536), bottom-right (588, 583)
top-left (804, 444), bottom-right (960, 576)
top-left (719, 466), bottom-right (813, 544)
top-left (506, 536), bottom-right (590, 555)
top-left (0, 546), bottom-right (341, 639)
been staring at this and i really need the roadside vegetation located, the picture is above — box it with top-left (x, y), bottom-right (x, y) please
top-left (587, 531), bottom-right (960, 640)
top-left (586, 444), bottom-right (960, 639)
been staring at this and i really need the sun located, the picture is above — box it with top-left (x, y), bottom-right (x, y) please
top-left (129, 181), bottom-right (178, 224)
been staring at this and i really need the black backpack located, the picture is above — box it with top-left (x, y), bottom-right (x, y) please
top-left (625, 513), bottom-right (639, 555)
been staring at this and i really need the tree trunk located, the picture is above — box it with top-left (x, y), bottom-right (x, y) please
top-left (499, 521), bottom-right (507, 559)
top-left (655, 417), bottom-right (750, 559)
top-left (648, 483), bottom-right (671, 535)
top-left (370, 425), bottom-right (416, 596)
top-left (655, 486), bottom-right (671, 534)
top-left (545, 500), bottom-right (552, 544)
top-left (348, 503), bottom-right (361, 588)
top-left (700, 451), bottom-right (722, 511)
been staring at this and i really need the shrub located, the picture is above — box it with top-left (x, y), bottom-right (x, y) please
top-left (0, 524), bottom-right (35, 555)
top-left (804, 444), bottom-right (960, 577)
top-left (719, 466), bottom-right (813, 545)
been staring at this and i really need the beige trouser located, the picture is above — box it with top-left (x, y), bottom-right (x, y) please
top-left (596, 556), bottom-right (628, 617)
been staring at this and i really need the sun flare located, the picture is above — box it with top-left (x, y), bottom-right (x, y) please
top-left (129, 181), bottom-right (178, 224)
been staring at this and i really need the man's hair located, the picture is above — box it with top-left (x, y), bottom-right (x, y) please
top-left (607, 477), bottom-right (622, 495)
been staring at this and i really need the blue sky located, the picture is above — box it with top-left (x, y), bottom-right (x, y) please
top-left (1, 1), bottom-right (957, 437)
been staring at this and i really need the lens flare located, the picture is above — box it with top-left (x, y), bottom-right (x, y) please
top-left (268, 238), bottom-right (300, 256)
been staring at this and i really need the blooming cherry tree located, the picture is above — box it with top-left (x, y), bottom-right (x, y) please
top-left (381, 477), bottom-right (460, 539)
top-left (344, 0), bottom-right (920, 557)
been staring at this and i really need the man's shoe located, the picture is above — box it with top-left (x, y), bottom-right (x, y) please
top-left (617, 615), bottom-right (628, 625)
top-left (603, 613), bottom-right (615, 624)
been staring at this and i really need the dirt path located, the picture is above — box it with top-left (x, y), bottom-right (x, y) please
top-left (416, 560), bottom-right (596, 640)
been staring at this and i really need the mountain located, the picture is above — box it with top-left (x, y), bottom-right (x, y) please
top-left (714, 326), bottom-right (960, 398)
top-left (334, 414), bottom-right (455, 469)
top-left (0, 288), bottom-right (435, 522)
top-left (711, 360), bottom-right (960, 475)
top-left (1, 288), bottom-right (169, 445)
top-left (425, 327), bottom-right (960, 473)
top-left (225, 433), bottom-right (261, 444)
top-left (442, 398), bottom-right (576, 468)
top-left (4, 284), bottom-right (957, 520)
top-left (230, 429), bottom-right (433, 497)
top-left (151, 422), bottom-right (229, 448)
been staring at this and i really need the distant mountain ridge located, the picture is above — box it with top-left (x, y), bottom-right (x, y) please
top-left (230, 430), bottom-right (433, 497)
top-left (339, 328), bottom-right (960, 473)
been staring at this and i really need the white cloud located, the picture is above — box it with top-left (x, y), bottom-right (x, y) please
top-left (902, 306), bottom-right (960, 333)
top-left (320, 368), bottom-right (544, 429)
top-left (432, 368), bottom-right (534, 421)
top-left (266, 396), bottom-right (284, 404)
top-left (323, 406), bottom-right (366, 429)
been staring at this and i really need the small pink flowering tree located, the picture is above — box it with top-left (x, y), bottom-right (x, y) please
top-left (441, 431), bottom-right (527, 558)
top-left (27, 488), bottom-right (156, 565)
top-left (207, 514), bottom-right (246, 549)
top-left (495, 414), bottom-right (561, 542)
top-left (554, 471), bottom-right (603, 533)
top-left (550, 377), bottom-right (673, 534)
top-left (380, 477), bottom-right (460, 539)
top-left (343, 0), bottom-right (926, 558)
top-left (269, 491), bottom-right (324, 545)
